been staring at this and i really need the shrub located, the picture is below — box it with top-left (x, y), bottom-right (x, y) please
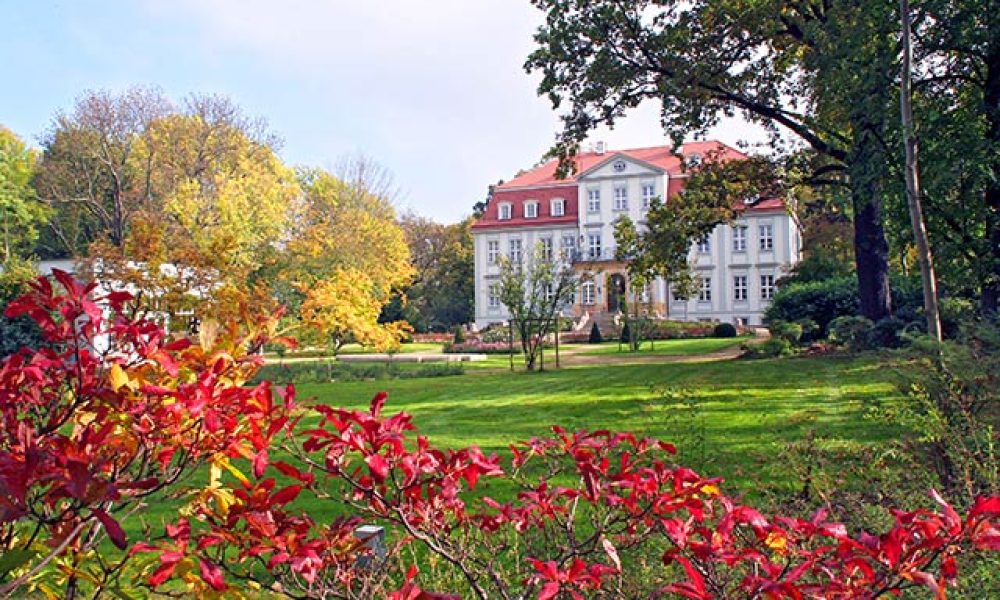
top-left (742, 338), bottom-right (793, 359)
top-left (765, 276), bottom-right (859, 337)
top-left (796, 318), bottom-right (819, 342)
top-left (452, 324), bottom-right (466, 344)
top-left (620, 321), bottom-right (631, 344)
top-left (650, 320), bottom-right (716, 339)
top-left (938, 297), bottom-right (976, 339)
top-left (480, 325), bottom-right (512, 343)
top-left (828, 315), bottom-right (874, 350)
top-left (713, 322), bottom-right (738, 338)
top-left (443, 340), bottom-right (512, 354)
top-left (768, 320), bottom-right (802, 343)
top-left (588, 321), bottom-right (603, 343)
top-left (869, 316), bottom-right (910, 349)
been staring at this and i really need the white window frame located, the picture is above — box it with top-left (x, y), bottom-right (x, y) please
top-left (761, 274), bottom-right (775, 300)
top-left (486, 240), bottom-right (499, 264)
top-left (759, 223), bottom-right (774, 251)
top-left (641, 182), bottom-right (656, 208)
top-left (539, 237), bottom-right (553, 262)
top-left (697, 234), bottom-right (711, 254)
top-left (551, 198), bottom-right (565, 217)
top-left (587, 188), bottom-right (601, 213)
top-left (499, 203), bottom-right (512, 220)
top-left (544, 283), bottom-right (556, 303)
top-left (581, 281), bottom-right (596, 305)
top-left (733, 225), bottom-right (748, 252)
top-left (587, 233), bottom-right (602, 260)
top-left (488, 283), bottom-right (501, 308)
top-left (613, 185), bottom-right (628, 211)
top-left (524, 201), bottom-right (538, 219)
top-left (698, 277), bottom-right (712, 302)
top-left (508, 239), bottom-right (522, 263)
top-left (733, 275), bottom-right (748, 302)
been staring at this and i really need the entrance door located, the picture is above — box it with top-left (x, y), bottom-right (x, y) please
top-left (608, 273), bottom-right (626, 312)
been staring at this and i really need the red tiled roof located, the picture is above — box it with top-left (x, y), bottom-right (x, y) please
top-left (471, 185), bottom-right (578, 230)
top-left (497, 140), bottom-right (746, 189)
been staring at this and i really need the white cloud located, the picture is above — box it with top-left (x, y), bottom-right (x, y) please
top-left (139, 0), bottom-right (770, 222)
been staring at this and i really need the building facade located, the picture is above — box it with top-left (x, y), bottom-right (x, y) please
top-left (471, 141), bottom-right (801, 329)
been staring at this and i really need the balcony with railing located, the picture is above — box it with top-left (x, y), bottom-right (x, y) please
top-left (568, 247), bottom-right (620, 263)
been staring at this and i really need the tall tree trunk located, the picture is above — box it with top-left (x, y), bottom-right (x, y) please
top-left (849, 136), bottom-right (893, 322)
top-left (900, 0), bottom-right (942, 340)
top-left (982, 47), bottom-right (1000, 315)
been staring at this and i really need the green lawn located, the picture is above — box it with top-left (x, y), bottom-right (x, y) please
top-left (296, 354), bottom-right (901, 492)
top-left (571, 337), bottom-right (747, 356)
top-left (135, 353), bottom-right (906, 543)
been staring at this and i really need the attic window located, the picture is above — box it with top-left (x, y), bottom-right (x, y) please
top-left (743, 193), bottom-right (760, 206)
top-left (686, 153), bottom-right (703, 167)
top-left (499, 203), bottom-right (512, 220)
top-left (613, 160), bottom-right (627, 172)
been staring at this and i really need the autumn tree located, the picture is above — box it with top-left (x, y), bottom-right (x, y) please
top-left (526, 0), bottom-right (899, 322)
top-left (498, 242), bottom-right (577, 371)
top-left (281, 167), bottom-right (414, 351)
top-left (33, 87), bottom-right (170, 257)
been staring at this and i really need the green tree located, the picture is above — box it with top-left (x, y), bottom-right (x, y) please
top-left (526, 0), bottom-right (898, 321)
top-left (394, 213), bottom-right (473, 331)
top-left (0, 127), bottom-right (47, 262)
top-left (498, 242), bottom-right (577, 371)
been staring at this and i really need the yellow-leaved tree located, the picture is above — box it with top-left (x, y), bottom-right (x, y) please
top-left (281, 166), bottom-right (414, 352)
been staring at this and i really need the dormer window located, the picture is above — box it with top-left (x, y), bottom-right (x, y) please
top-left (525, 201), bottom-right (538, 218)
top-left (551, 198), bottom-right (565, 217)
top-left (686, 153), bottom-right (702, 167)
top-left (499, 203), bottom-right (512, 220)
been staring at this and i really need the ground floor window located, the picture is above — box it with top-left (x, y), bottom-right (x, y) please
top-left (761, 274), bottom-right (775, 300)
top-left (581, 281), bottom-right (596, 305)
top-left (698, 277), bottom-right (712, 302)
top-left (488, 283), bottom-right (501, 308)
top-left (734, 275), bottom-right (748, 302)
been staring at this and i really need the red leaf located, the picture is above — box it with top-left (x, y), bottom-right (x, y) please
top-left (253, 448), bottom-right (269, 479)
top-left (93, 509), bottom-right (127, 550)
top-left (270, 485), bottom-right (303, 506)
top-left (538, 582), bottom-right (561, 600)
top-left (371, 391), bottom-right (388, 419)
top-left (199, 559), bottom-right (227, 591)
top-left (366, 453), bottom-right (389, 483)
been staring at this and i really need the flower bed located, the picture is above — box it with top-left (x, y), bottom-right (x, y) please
top-left (443, 341), bottom-right (512, 354)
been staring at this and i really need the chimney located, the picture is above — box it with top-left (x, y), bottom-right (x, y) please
top-left (595, 141), bottom-right (606, 155)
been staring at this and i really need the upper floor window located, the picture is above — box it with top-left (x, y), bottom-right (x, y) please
top-left (544, 283), bottom-right (556, 303)
top-left (613, 185), bottom-right (628, 211)
top-left (581, 281), bottom-right (596, 305)
top-left (486, 240), bottom-right (499, 264)
top-left (587, 188), bottom-right (601, 212)
top-left (759, 223), bottom-right (774, 251)
top-left (733, 225), bottom-right (748, 252)
top-left (641, 182), bottom-right (656, 208)
top-left (587, 233), bottom-right (602, 259)
top-left (539, 238), bottom-right (554, 262)
top-left (508, 239), bottom-right (522, 263)
top-left (698, 277), bottom-right (712, 302)
top-left (499, 203), bottom-right (512, 220)
top-left (697, 234), bottom-right (711, 254)
top-left (551, 198), bottom-right (565, 217)
top-left (761, 274), bottom-right (776, 300)
top-left (524, 201), bottom-right (538, 218)
top-left (734, 275), bottom-right (748, 302)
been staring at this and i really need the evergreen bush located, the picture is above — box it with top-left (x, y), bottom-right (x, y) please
top-left (588, 322), bottom-right (603, 344)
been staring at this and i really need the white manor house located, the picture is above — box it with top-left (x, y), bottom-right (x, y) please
top-left (471, 140), bottom-right (801, 330)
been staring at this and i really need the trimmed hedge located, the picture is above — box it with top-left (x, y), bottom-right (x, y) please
top-left (713, 323), bottom-right (738, 338)
top-left (252, 361), bottom-right (465, 385)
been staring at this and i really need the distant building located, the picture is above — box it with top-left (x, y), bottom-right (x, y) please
top-left (470, 141), bottom-right (800, 329)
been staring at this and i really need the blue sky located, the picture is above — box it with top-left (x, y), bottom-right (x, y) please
top-left (1, 0), bottom-right (766, 223)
